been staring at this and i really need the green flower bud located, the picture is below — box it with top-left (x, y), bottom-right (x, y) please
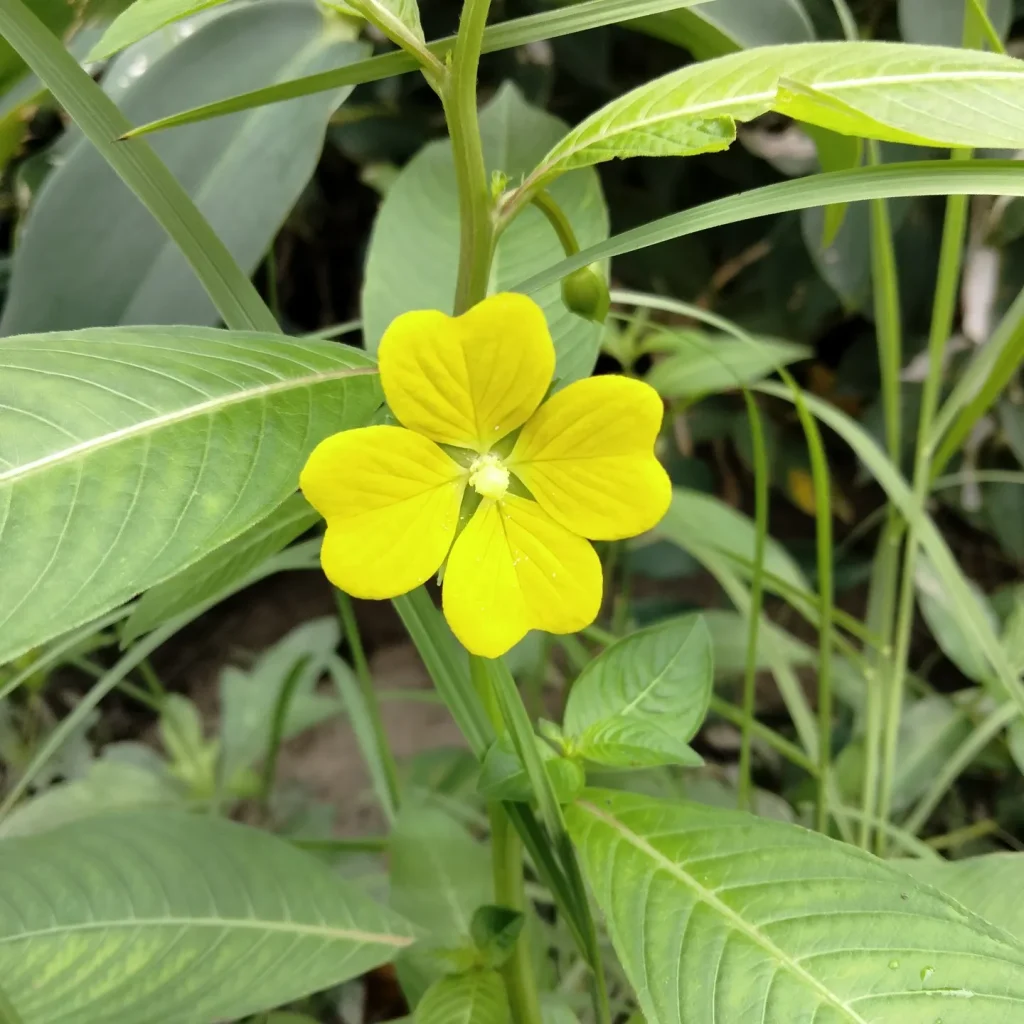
top-left (561, 264), bottom-right (610, 324)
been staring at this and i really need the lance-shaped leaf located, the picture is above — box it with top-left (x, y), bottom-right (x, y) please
top-left (0, 810), bottom-right (414, 1023)
top-left (0, 328), bottom-right (380, 666)
top-left (562, 616), bottom-right (712, 768)
top-left (523, 41), bottom-right (1024, 190)
top-left (567, 790), bottom-right (1024, 1024)
top-left (415, 970), bottom-right (510, 1024)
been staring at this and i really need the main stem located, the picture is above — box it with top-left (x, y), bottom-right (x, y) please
top-left (447, 7), bottom-right (541, 1022)
top-left (445, 0), bottom-right (495, 315)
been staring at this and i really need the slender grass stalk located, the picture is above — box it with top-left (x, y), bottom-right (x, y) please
top-left (737, 392), bottom-right (769, 812)
top-left (335, 589), bottom-right (401, 814)
top-left (259, 656), bottom-right (309, 812)
top-left (903, 701), bottom-right (1017, 837)
top-left (877, 3), bottom-right (985, 853)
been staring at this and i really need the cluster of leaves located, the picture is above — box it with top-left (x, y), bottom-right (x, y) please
top-left (4, 0), bottom-right (1024, 1022)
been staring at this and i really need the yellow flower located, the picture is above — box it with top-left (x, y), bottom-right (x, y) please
top-left (300, 293), bottom-right (671, 658)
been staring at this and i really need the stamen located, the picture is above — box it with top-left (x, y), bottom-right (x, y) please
top-left (469, 453), bottom-right (510, 500)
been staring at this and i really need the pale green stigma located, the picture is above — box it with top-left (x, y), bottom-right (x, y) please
top-left (469, 453), bottom-right (510, 500)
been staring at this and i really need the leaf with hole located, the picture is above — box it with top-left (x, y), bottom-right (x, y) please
top-left (567, 789), bottom-right (1024, 1023)
top-left (524, 42), bottom-right (1024, 189)
top-left (2, 0), bottom-right (365, 334)
top-left (362, 82), bottom-right (609, 385)
top-left (643, 331), bottom-right (810, 399)
top-left (563, 616), bottom-right (712, 768)
top-left (0, 810), bottom-right (414, 1023)
top-left (0, 327), bottom-right (380, 667)
top-left (122, 493), bottom-right (318, 644)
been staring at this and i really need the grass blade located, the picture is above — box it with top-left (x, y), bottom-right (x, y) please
top-left (518, 160), bottom-right (1024, 292)
top-left (0, 0), bottom-right (276, 332)
top-left (122, 0), bottom-right (713, 137)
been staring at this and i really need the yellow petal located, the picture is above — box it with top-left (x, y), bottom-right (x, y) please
top-left (378, 293), bottom-right (555, 452)
top-left (509, 375), bottom-right (671, 540)
top-left (300, 425), bottom-right (465, 599)
top-left (442, 494), bottom-right (602, 658)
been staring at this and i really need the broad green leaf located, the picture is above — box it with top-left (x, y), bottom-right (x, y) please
top-left (904, 853), bottom-right (1024, 943)
top-left (89, 0), bottom-right (243, 60)
top-left (363, 82), bottom-right (609, 385)
top-left (0, 329), bottom-right (379, 667)
top-left (0, 0), bottom-right (275, 333)
top-left (390, 804), bottom-right (493, 1006)
top-left (122, 493), bottom-right (317, 643)
top-left (2, 0), bottom-right (365, 334)
top-left (478, 735), bottom-right (585, 804)
top-left (0, 758), bottom-right (182, 838)
top-left (219, 619), bottom-right (342, 790)
top-left (564, 617), bottom-right (712, 769)
top-left (416, 971), bottom-right (510, 1024)
top-left (523, 43), bottom-right (1024, 189)
top-left (644, 331), bottom-right (810, 398)
top-left (636, 0), bottom-right (813, 59)
top-left (916, 557), bottom-right (1000, 684)
top-left (0, 811), bottom-right (414, 1023)
top-left (567, 789), bottom-right (1024, 1024)
top-left (653, 489), bottom-right (808, 594)
top-left (122, 0), bottom-right (716, 139)
top-left (899, 0), bottom-right (1012, 47)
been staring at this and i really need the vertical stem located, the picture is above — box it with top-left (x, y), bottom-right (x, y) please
top-left (737, 392), bottom-right (769, 812)
top-left (489, 806), bottom-right (545, 1024)
top-left (860, 139), bottom-right (905, 851)
top-left (335, 589), bottom-right (402, 814)
top-left (444, 0), bottom-right (495, 314)
top-left (469, 657), bottom-right (544, 1024)
top-left (875, 1), bottom-right (983, 852)
top-left (260, 656), bottom-right (309, 812)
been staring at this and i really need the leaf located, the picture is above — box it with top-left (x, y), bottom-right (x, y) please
top-left (362, 82), bottom-right (609, 385)
top-left (636, 0), bottom-right (814, 59)
top-left (89, 0), bottom-right (239, 61)
top-left (390, 804), bottom-right (493, 1006)
top-left (563, 616), bottom-right (712, 769)
top-left (567, 789), bottom-right (1024, 1024)
top-left (415, 971), bottom-right (510, 1024)
top-left (470, 906), bottom-right (524, 968)
top-left (2, 0), bottom-right (365, 334)
top-left (702, 609), bottom-right (814, 676)
top-left (359, 0), bottom-right (424, 44)
top-left (219, 618), bottom-right (342, 789)
top-left (122, 494), bottom-right (317, 644)
top-left (0, 810), bottom-right (414, 1023)
top-left (524, 42), bottom-right (1024, 188)
top-left (0, 759), bottom-right (182, 838)
top-left (0, 328), bottom-right (379, 667)
top-left (0, 0), bottom-right (275, 333)
top-left (122, 0), bottom-right (716, 139)
top-left (478, 735), bottom-right (585, 804)
top-left (916, 557), bottom-right (1001, 684)
top-left (652, 489), bottom-right (808, 594)
top-left (899, 0), bottom-right (1012, 46)
top-left (904, 853), bottom-right (1024, 944)
top-left (644, 331), bottom-right (810, 398)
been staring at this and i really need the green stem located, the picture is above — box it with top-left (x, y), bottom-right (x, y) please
top-left (444, 0), bottom-right (496, 314)
top-left (531, 189), bottom-right (581, 256)
top-left (737, 391), bottom-right (769, 812)
top-left (490, 806), bottom-right (544, 1024)
top-left (335, 589), bottom-right (401, 814)
top-left (877, 161), bottom-right (972, 853)
top-left (709, 697), bottom-right (817, 775)
top-left (861, 138), bottom-right (905, 851)
top-left (260, 656), bottom-right (309, 812)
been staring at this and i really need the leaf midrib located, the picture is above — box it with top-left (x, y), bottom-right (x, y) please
top-left (543, 65), bottom-right (1024, 173)
top-left (0, 365), bottom-right (377, 488)
top-left (616, 629), bottom-right (697, 718)
top-left (0, 916), bottom-right (413, 947)
top-left (576, 799), bottom-right (871, 1024)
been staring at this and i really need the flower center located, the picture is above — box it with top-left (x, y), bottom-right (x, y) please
top-left (468, 453), bottom-right (510, 501)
